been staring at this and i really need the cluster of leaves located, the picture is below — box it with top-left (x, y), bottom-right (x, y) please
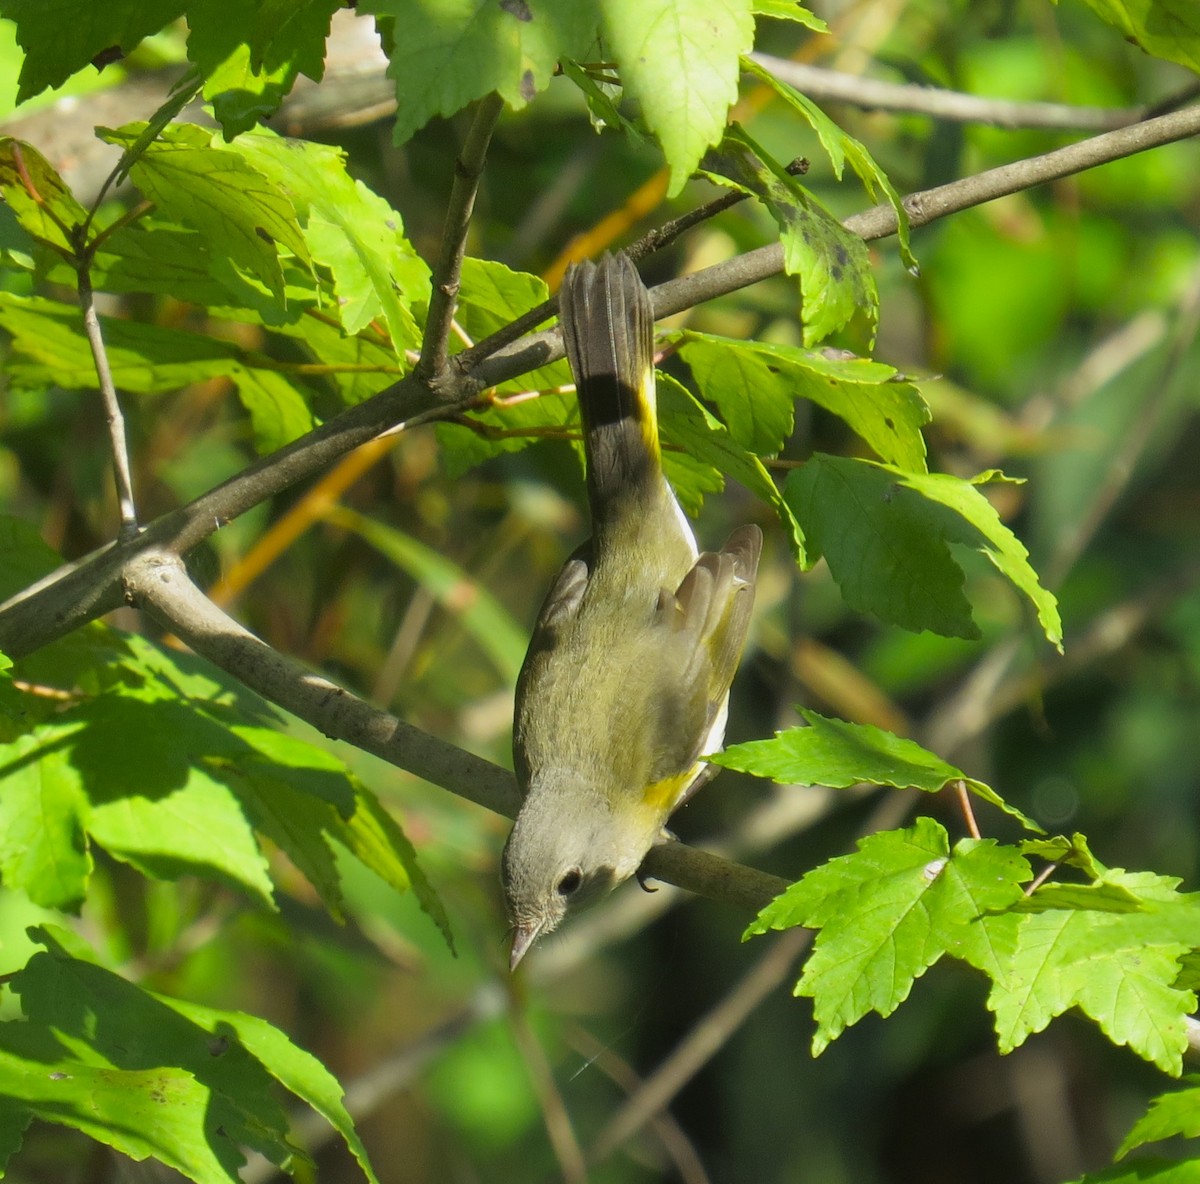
top-left (0, 0), bottom-right (1197, 1182)
top-left (0, 520), bottom-right (445, 1175)
top-left (720, 714), bottom-right (1200, 1182)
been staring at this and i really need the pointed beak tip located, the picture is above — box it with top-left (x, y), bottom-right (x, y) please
top-left (509, 923), bottom-right (540, 972)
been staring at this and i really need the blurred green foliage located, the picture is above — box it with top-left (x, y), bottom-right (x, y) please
top-left (0, 0), bottom-right (1199, 1181)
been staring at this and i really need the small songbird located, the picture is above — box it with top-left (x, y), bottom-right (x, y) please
top-left (501, 253), bottom-right (762, 969)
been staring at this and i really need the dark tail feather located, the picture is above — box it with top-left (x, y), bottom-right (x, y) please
top-left (559, 253), bottom-right (659, 516)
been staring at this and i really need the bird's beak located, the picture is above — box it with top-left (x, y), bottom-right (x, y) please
top-left (509, 921), bottom-right (542, 972)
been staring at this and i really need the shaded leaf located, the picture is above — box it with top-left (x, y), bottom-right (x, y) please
top-left (188, 0), bottom-right (340, 137)
top-left (99, 123), bottom-right (312, 302)
top-left (0, 927), bottom-right (380, 1183)
top-left (742, 54), bottom-right (915, 268)
top-left (785, 454), bottom-right (1062, 649)
top-left (701, 125), bottom-right (876, 344)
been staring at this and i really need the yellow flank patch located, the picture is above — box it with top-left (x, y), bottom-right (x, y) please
top-left (639, 368), bottom-right (660, 459)
top-left (642, 765), bottom-right (699, 815)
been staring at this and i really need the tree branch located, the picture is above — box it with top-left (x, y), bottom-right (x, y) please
top-left (124, 549), bottom-right (520, 818)
top-left (588, 927), bottom-right (813, 1166)
top-left (416, 92), bottom-right (504, 380)
top-left (4, 103), bottom-right (1199, 666)
top-left (122, 549), bottom-right (786, 914)
top-left (750, 54), bottom-right (1154, 130)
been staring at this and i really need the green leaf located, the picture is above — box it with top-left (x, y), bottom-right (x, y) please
top-left (231, 366), bottom-right (318, 453)
top-left (458, 256), bottom-right (549, 344)
top-left (55, 695), bottom-right (277, 907)
top-left (0, 0), bottom-right (185, 103)
top-left (1070, 1160), bottom-right (1200, 1184)
top-left (662, 446), bottom-right (728, 517)
top-left (362, 0), bottom-right (597, 146)
top-left (1021, 831), bottom-right (1105, 878)
top-left (1004, 880), bottom-right (1147, 913)
top-left (86, 217), bottom-right (299, 313)
top-left (675, 329), bottom-right (929, 469)
top-left (988, 867), bottom-right (1198, 1073)
top-left (559, 57), bottom-right (649, 143)
top-left (657, 373), bottom-right (806, 561)
top-left (1075, 0), bottom-right (1200, 74)
top-left (741, 54), bottom-right (915, 270)
top-left (747, 819), bottom-right (1031, 1053)
top-left (99, 123), bottom-right (312, 302)
top-left (0, 927), bottom-right (380, 1183)
top-left (604, 0), bottom-right (754, 196)
top-left (0, 137), bottom-right (88, 252)
top-left (714, 708), bottom-right (1041, 830)
top-left (0, 729), bottom-right (92, 910)
top-left (230, 129), bottom-right (428, 351)
top-left (716, 708), bottom-right (971, 789)
top-left (0, 293), bottom-right (318, 452)
top-left (0, 513), bottom-right (62, 599)
top-left (328, 506), bottom-right (528, 684)
top-left (1117, 1077), bottom-right (1200, 1158)
top-left (188, 0), bottom-right (340, 137)
top-left (1175, 952), bottom-right (1200, 993)
top-left (332, 779), bottom-right (454, 954)
top-left (752, 0), bottom-right (829, 29)
top-left (701, 125), bottom-right (877, 344)
top-left (785, 455), bottom-right (1063, 649)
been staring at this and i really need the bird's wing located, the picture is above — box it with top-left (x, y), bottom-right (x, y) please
top-left (653, 523), bottom-right (763, 780)
top-left (512, 541), bottom-right (593, 793)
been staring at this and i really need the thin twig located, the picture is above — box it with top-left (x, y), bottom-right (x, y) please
top-left (954, 779), bottom-right (982, 840)
top-left (587, 927), bottom-right (812, 1167)
top-left (509, 1000), bottom-right (589, 1184)
top-left (453, 183), bottom-right (763, 375)
top-left (240, 985), bottom-right (508, 1184)
top-left (1045, 261), bottom-right (1200, 588)
top-left (750, 54), bottom-right (1147, 131)
top-left (1024, 862), bottom-right (1061, 896)
top-left (75, 246), bottom-right (138, 539)
top-left (564, 1024), bottom-right (710, 1184)
top-left (417, 92), bottom-right (504, 380)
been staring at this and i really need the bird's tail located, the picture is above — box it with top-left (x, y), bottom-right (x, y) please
top-left (558, 253), bottom-right (661, 522)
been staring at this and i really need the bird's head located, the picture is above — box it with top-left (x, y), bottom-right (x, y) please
top-left (500, 789), bottom-right (649, 969)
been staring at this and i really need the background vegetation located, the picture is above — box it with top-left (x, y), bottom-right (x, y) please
top-left (0, 1), bottom-right (1199, 1182)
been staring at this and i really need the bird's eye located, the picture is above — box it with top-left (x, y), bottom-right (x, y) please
top-left (556, 869), bottom-right (582, 896)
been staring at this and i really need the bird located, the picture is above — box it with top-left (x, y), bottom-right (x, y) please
top-left (501, 252), bottom-right (762, 969)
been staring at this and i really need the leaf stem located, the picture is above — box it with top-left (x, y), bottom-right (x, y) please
top-left (416, 92), bottom-right (504, 381)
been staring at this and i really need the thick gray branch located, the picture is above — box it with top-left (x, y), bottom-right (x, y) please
top-left (124, 550), bottom-right (520, 819)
